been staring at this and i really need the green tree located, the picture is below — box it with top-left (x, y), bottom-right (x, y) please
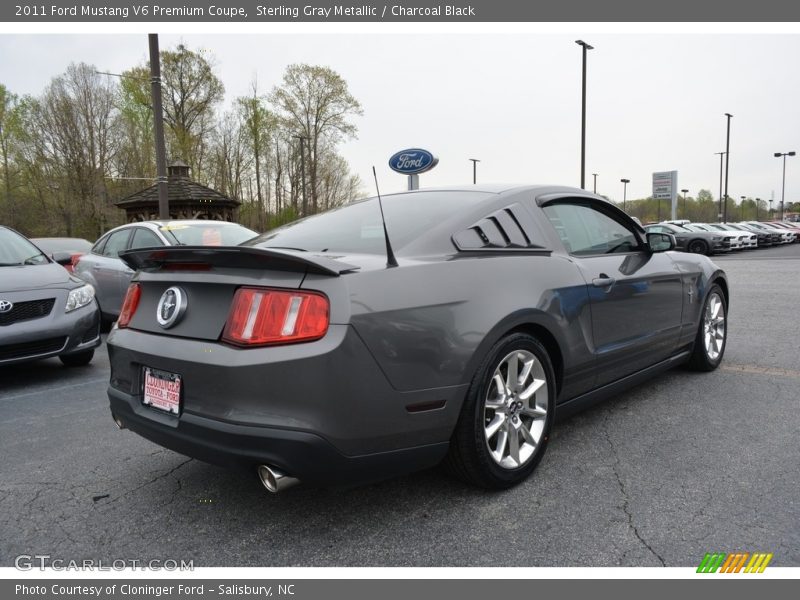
top-left (0, 84), bottom-right (22, 227)
top-left (270, 64), bottom-right (363, 215)
top-left (237, 79), bottom-right (277, 230)
top-left (122, 44), bottom-right (224, 177)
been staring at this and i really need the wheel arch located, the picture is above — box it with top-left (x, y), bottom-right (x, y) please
top-left (465, 310), bottom-right (566, 399)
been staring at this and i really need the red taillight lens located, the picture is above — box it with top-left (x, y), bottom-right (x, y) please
top-left (117, 283), bottom-right (141, 329)
top-left (222, 287), bottom-right (329, 346)
top-left (68, 253), bottom-right (82, 273)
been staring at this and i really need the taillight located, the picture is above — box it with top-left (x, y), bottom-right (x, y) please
top-left (117, 283), bottom-right (141, 329)
top-left (222, 287), bottom-right (329, 346)
top-left (68, 253), bottom-right (82, 273)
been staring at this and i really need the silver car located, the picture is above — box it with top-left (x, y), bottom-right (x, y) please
top-left (74, 220), bottom-right (257, 324)
top-left (0, 225), bottom-right (100, 367)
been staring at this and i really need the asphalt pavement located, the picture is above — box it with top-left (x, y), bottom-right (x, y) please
top-left (1, 244), bottom-right (798, 567)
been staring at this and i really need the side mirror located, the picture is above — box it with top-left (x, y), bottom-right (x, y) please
top-left (51, 251), bottom-right (72, 265)
top-left (646, 232), bottom-right (675, 253)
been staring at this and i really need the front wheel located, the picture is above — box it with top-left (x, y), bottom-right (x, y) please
top-left (688, 239), bottom-right (709, 255)
top-left (687, 284), bottom-right (727, 371)
top-left (446, 333), bottom-right (555, 489)
top-left (59, 350), bottom-right (94, 367)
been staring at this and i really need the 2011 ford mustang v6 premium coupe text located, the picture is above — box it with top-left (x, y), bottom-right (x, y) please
top-left (106, 185), bottom-right (728, 492)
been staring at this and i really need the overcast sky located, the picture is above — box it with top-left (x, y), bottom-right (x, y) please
top-left (1, 33), bottom-right (798, 202)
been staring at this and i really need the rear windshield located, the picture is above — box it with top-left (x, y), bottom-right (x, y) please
top-left (158, 222), bottom-right (257, 246)
top-left (0, 227), bottom-right (49, 266)
top-left (245, 191), bottom-right (492, 254)
top-left (32, 238), bottom-right (92, 254)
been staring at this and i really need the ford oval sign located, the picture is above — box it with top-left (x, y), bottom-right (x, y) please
top-left (388, 149), bottom-right (439, 175)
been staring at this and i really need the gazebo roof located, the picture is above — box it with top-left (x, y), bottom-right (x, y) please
top-left (115, 161), bottom-right (240, 209)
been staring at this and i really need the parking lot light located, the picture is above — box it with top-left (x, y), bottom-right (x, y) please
top-left (620, 178), bottom-right (630, 212)
top-left (774, 151), bottom-right (796, 221)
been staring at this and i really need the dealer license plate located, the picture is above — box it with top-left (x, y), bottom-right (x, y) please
top-left (142, 367), bottom-right (181, 415)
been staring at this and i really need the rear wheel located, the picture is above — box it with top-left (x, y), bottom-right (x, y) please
top-left (446, 333), bottom-right (555, 489)
top-left (687, 284), bottom-right (727, 371)
top-left (59, 350), bottom-right (95, 367)
top-left (688, 239), bottom-right (709, 255)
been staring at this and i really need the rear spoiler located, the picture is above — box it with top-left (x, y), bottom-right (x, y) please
top-left (119, 246), bottom-right (359, 277)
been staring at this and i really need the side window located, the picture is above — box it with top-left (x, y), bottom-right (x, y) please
top-left (102, 230), bottom-right (131, 258)
top-left (542, 203), bottom-right (640, 256)
top-left (130, 228), bottom-right (164, 250)
top-left (92, 235), bottom-right (108, 255)
top-left (648, 225), bottom-right (667, 234)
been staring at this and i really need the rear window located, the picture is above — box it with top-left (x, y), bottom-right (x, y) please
top-left (32, 238), bottom-right (92, 254)
top-left (245, 191), bottom-right (492, 254)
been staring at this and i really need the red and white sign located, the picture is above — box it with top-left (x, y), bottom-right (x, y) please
top-left (143, 368), bottom-right (181, 414)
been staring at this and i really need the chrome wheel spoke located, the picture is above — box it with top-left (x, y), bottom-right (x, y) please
top-left (519, 422), bottom-right (538, 447)
top-left (508, 425), bottom-right (521, 465)
top-left (492, 428), bottom-right (509, 462)
top-left (485, 414), bottom-right (505, 439)
top-left (519, 377), bottom-right (545, 401)
top-left (521, 405), bottom-right (547, 419)
top-left (505, 353), bottom-right (520, 392)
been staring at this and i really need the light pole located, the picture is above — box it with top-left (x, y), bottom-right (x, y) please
top-left (755, 198), bottom-right (761, 221)
top-left (592, 173), bottom-right (598, 194)
top-left (769, 198), bottom-right (774, 219)
top-left (576, 40), bottom-right (594, 190)
top-left (620, 178), bottom-right (630, 212)
top-left (723, 113), bottom-right (733, 223)
top-left (740, 196), bottom-right (746, 222)
top-left (469, 158), bottom-right (480, 184)
top-left (714, 151), bottom-right (725, 222)
top-left (681, 189), bottom-right (689, 219)
top-left (774, 151), bottom-right (796, 221)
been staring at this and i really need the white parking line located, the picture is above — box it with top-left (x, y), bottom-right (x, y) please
top-left (0, 377), bottom-right (108, 402)
top-left (721, 364), bottom-right (800, 379)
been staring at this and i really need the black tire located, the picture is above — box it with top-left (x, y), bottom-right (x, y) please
top-left (446, 333), bottom-right (556, 489)
top-left (687, 284), bottom-right (727, 371)
top-left (59, 350), bottom-right (94, 367)
top-left (688, 239), bottom-right (709, 255)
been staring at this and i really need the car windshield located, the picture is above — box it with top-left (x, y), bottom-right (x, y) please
top-left (0, 227), bottom-right (49, 266)
top-left (683, 224), bottom-right (707, 232)
top-left (157, 222), bottom-right (257, 246)
top-left (244, 191), bottom-right (493, 254)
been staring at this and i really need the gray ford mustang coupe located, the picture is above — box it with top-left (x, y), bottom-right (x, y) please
top-left (107, 185), bottom-right (728, 492)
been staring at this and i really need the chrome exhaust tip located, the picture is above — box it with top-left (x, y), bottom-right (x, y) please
top-left (112, 415), bottom-right (125, 430)
top-left (257, 464), bottom-right (300, 493)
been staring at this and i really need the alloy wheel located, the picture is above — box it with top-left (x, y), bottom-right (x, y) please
top-left (483, 350), bottom-right (548, 469)
top-left (703, 292), bottom-right (726, 361)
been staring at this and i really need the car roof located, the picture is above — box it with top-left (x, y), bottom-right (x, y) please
top-left (382, 183), bottom-right (598, 197)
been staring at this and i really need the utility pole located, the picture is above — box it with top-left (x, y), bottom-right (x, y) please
top-left (148, 34), bottom-right (169, 220)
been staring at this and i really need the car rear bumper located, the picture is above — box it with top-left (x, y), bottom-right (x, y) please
top-left (108, 385), bottom-right (449, 485)
top-left (106, 325), bottom-right (463, 485)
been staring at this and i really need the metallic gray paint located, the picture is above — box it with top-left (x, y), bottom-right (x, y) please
top-left (106, 185), bottom-right (728, 483)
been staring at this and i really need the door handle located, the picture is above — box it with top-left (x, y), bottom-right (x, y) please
top-left (592, 274), bottom-right (616, 288)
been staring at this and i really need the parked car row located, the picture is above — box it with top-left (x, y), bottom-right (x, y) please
top-left (645, 220), bottom-right (800, 256)
top-left (0, 220), bottom-right (257, 367)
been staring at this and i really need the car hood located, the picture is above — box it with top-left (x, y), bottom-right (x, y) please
top-left (0, 262), bottom-right (79, 293)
